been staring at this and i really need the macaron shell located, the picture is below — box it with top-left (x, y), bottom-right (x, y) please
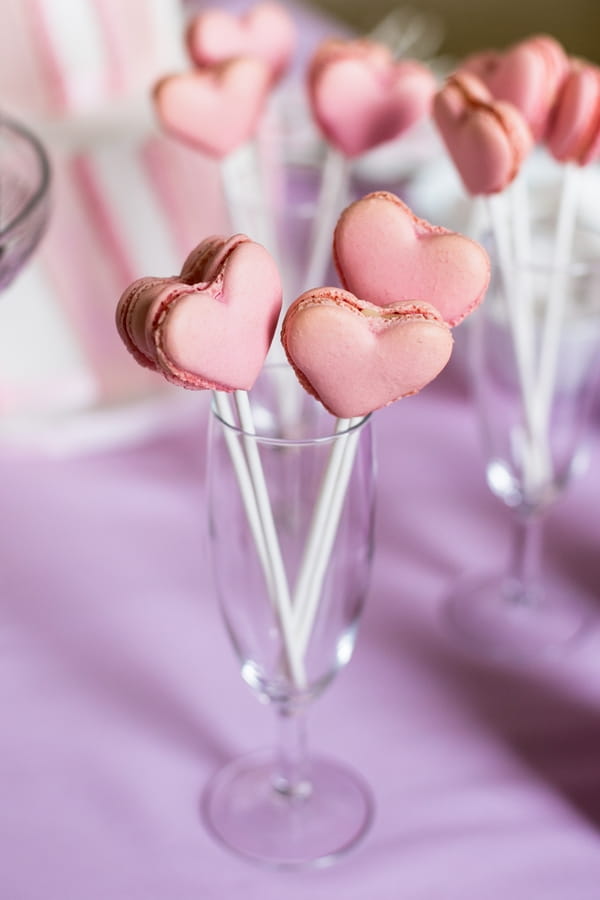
top-left (153, 58), bottom-right (270, 158)
top-left (282, 288), bottom-right (453, 418)
top-left (333, 192), bottom-right (490, 326)
top-left (186, 2), bottom-right (295, 81)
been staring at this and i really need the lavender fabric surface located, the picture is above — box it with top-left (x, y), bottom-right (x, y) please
top-left (1, 358), bottom-right (600, 899)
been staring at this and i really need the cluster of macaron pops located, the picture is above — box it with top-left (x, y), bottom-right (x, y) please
top-left (120, 2), bottom-right (599, 474)
top-left (153, 2), bottom-right (295, 160)
top-left (432, 34), bottom-right (600, 194)
top-left (151, 0), bottom-right (440, 283)
top-left (116, 191), bottom-right (490, 420)
top-left (431, 34), bottom-right (600, 494)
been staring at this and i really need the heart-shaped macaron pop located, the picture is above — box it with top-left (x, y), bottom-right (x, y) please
top-left (546, 61), bottom-right (600, 165)
top-left (307, 38), bottom-right (436, 157)
top-left (333, 191), bottom-right (490, 326)
top-left (116, 234), bottom-right (282, 391)
top-left (281, 288), bottom-right (453, 418)
top-left (463, 35), bottom-right (568, 140)
top-left (432, 72), bottom-right (533, 196)
top-left (153, 57), bottom-right (271, 158)
top-left (186, 1), bottom-right (296, 83)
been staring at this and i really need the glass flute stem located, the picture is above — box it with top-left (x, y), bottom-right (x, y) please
top-left (505, 511), bottom-right (543, 604)
top-left (273, 704), bottom-right (312, 800)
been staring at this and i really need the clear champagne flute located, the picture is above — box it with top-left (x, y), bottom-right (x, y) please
top-left (204, 364), bottom-right (375, 868)
top-left (443, 223), bottom-right (600, 658)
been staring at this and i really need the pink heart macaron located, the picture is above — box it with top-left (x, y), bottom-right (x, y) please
top-left (153, 57), bottom-right (271, 158)
top-left (432, 71), bottom-right (533, 195)
top-left (546, 61), bottom-right (600, 165)
top-left (281, 287), bottom-right (453, 418)
top-left (307, 38), bottom-right (436, 157)
top-left (186, 1), bottom-right (296, 83)
top-left (116, 234), bottom-right (282, 391)
top-left (333, 191), bottom-right (490, 327)
top-left (463, 35), bottom-right (568, 140)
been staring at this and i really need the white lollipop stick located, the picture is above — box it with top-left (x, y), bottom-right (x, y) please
top-left (486, 194), bottom-right (550, 490)
top-left (220, 143), bottom-right (254, 234)
top-left (233, 389), bottom-right (306, 689)
top-left (221, 141), bottom-right (277, 254)
top-left (509, 173), bottom-right (535, 388)
top-left (487, 193), bottom-right (531, 401)
top-left (213, 390), bottom-right (276, 606)
top-left (534, 162), bottom-right (581, 438)
top-left (222, 142), bottom-right (296, 433)
top-left (293, 417), bottom-right (363, 658)
top-left (302, 148), bottom-right (350, 291)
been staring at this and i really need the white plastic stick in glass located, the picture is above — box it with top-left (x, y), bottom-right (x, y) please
top-left (534, 162), bottom-right (581, 438)
top-left (302, 148), bottom-right (349, 292)
top-left (233, 389), bottom-right (306, 688)
top-left (486, 194), bottom-right (549, 489)
top-left (509, 173), bottom-right (535, 388)
top-left (213, 391), bottom-right (272, 599)
top-left (294, 417), bottom-right (363, 657)
top-left (220, 143), bottom-right (255, 235)
top-left (221, 142), bottom-right (276, 254)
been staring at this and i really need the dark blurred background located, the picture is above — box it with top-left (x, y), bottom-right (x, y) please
top-left (308, 0), bottom-right (600, 63)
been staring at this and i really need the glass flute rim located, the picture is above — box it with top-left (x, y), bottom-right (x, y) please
top-left (0, 115), bottom-right (51, 239)
top-left (211, 395), bottom-right (371, 447)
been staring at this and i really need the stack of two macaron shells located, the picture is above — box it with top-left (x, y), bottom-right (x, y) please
top-left (116, 234), bottom-right (283, 392)
top-left (116, 193), bottom-right (490, 419)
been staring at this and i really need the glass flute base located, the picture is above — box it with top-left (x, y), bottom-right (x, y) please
top-left (441, 574), bottom-right (589, 661)
top-left (202, 749), bottom-right (374, 869)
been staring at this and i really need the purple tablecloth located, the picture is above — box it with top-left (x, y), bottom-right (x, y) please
top-left (1, 356), bottom-right (600, 899)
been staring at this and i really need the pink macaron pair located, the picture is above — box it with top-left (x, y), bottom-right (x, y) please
top-left (153, 2), bottom-right (296, 159)
top-left (281, 192), bottom-right (490, 417)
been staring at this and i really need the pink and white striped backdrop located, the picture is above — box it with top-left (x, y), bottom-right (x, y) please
top-left (0, 0), bottom-right (230, 447)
